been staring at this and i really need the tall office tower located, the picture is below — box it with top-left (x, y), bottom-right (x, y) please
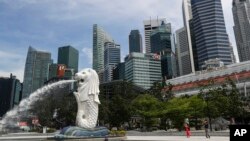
top-left (150, 22), bottom-right (177, 79)
top-left (180, 0), bottom-right (195, 74)
top-left (143, 18), bottom-right (166, 53)
top-left (58, 45), bottom-right (79, 73)
top-left (176, 27), bottom-right (192, 76)
top-left (103, 42), bottom-right (121, 82)
top-left (113, 62), bottom-right (125, 80)
top-left (229, 42), bottom-right (237, 63)
top-left (93, 24), bottom-right (114, 73)
top-left (22, 47), bottom-right (52, 99)
top-left (191, 0), bottom-right (233, 70)
top-left (129, 30), bottom-right (143, 53)
top-left (232, 0), bottom-right (250, 62)
top-left (125, 53), bottom-right (162, 90)
top-left (0, 74), bottom-right (22, 117)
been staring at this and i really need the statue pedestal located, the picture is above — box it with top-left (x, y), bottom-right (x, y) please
top-left (55, 126), bottom-right (109, 138)
top-left (54, 126), bottom-right (126, 140)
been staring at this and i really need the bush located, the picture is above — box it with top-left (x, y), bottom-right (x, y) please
top-left (109, 130), bottom-right (126, 136)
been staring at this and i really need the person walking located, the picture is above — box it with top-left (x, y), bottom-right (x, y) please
top-left (184, 123), bottom-right (191, 138)
top-left (204, 120), bottom-right (210, 138)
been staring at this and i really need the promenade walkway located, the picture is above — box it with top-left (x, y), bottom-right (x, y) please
top-left (126, 136), bottom-right (229, 141)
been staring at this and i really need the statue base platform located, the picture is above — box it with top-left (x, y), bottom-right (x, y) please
top-left (55, 126), bottom-right (111, 138)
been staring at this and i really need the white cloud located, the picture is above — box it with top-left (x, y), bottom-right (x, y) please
top-left (81, 47), bottom-right (92, 65)
top-left (0, 69), bottom-right (24, 82)
top-left (0, 50), bottom-right (22, 59)
top-left (0, 0), bottom-right (240, 76)
top-left (0, 50), bottom-right (25, 81)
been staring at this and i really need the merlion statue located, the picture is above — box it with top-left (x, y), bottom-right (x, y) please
top-left (74, 68), bottom-right (100, 129)
top-left (56, 68), bottom-right (110, 138)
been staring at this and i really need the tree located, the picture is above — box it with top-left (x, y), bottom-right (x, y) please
top-left (108, 94), bottom-right (131, 128)
top-left (188, 96), bottom-right (206, 129)
top-left (224, 79), bottom-right (244, 120)
top-left (131, 94), bottom-right (162, 131)
top-left (162, 97), bottom-right (190, 130)
top-left (147, 81), bottom-right (164, 101)
top-left (98, 80), bottom-right (143, 128)
top-left (29, 86), bottom-right (77, 129)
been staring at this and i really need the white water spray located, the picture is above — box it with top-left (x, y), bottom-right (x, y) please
top-left (0, 80), bottom-right (76, 128)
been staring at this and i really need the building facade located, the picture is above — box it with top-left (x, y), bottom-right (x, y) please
top-left (165, 60), bottom-right (250, 97)
top-left (143, 18), bottom-right (166, 53)
top-left (232, 0), bottom-right (250, 62)
top-left (176, 27), bottom-right (193, 76)
top-left (0, 74), bottom-right (22, 117)
top-left (113, 62), bottom-right (125, 81)
top-left (191, 0), bottom-right (233, 70)
top-left (124, 52), bottom-right (162, 90)
top-left (182, 0), bottom-right (196, 73)
top-left (93, 24), bottom-right (114, 73)
top-left (103, 42), bottom-right (121, 82)
top-left (22, 46), bottom-right (52, 99)
top-left (129, 30), bottom-right (143, 53)
top-left (150, 22), bottom-right (177, 79)
top-left (58, 46), bottom-right (79, 73)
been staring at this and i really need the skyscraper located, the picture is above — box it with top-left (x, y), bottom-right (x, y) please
top-left (232, 0), bottom-right (250, 62)
top-left (58, 45), bottom-right (79, 73)
top-left (93, 24), bottom-right (114, 73)
top-left (179, 0), bottom-right (195, 74)
top-left (103, 42), bottom-right (121, 82)
top-left (22, 46), bottom-right (52, 99)
top-left (0, 74), bottom-right (22, 117)
top-left (176, 27), bottom-right (192, 76)
top-left (125, 52), bottom-right (162, 90)
top-left (191, 0), bottom-right (233, 70)
top-left (150, 22), bottom-right (177, 79)
top-left (129, 30), bottom-right (143, 53)
top-left (143, 18), bottom-right (166, 53)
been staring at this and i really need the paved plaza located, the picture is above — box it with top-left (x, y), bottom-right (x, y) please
top-left (0, 132), bottom-right (230, 141)
top-left (126, 136), bottom-right (229, 141)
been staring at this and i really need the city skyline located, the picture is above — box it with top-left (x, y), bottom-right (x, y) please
top-left (0, 0), bottom-right (237, 82)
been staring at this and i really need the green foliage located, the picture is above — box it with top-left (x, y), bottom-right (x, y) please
top-left (131, 94), bottom-right (162, 130)
top-left (28, 88), bottom-right (77, 129)
top-left (160, 95), bottom-right (205, 130)
top-left (198, 78), bottom-right (244, 119)
top-left (109, 130), bottom-right (126, 136)
top-left (147, 81), bottom-right (174, 101)
top-left (98, 81), bottom-right (142, 128)
top-left (108, 94), bottom-right (131, 127)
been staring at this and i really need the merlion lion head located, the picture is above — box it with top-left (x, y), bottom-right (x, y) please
top-left (74, 68), bottom-right (100, 104)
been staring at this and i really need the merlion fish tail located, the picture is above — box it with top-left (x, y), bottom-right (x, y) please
top-left (74, 92), bottom-right (98, 129)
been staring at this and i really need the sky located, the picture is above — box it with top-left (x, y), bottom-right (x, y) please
top-left (0, 0), bottom-right (238, 82)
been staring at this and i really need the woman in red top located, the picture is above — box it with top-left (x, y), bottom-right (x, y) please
top-left (184, 123), bottom-right (191, 138)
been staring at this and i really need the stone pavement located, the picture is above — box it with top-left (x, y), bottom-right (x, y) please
top-left (126, 136), bottom-right (229, 141)
top-left (0, 131), bottom-right (230, 141)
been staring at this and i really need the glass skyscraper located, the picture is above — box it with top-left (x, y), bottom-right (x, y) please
top-left (143, 18), bottom-right (166, 53)
top-left (93, 24), bottom-right (114, 73)
top-left (191, 0), bottom-right (233, 70)
top-left (129, 30), bottom-right (142, 53)
top-left (0, 74), bottom-right (22, 117)
top-left (125, 52), bottom-right (162, 90)
top-left (176, 27), bottom-right (192, 76)
top-left (232, 0), bottom-right (250, 62)
top-left (22, 46), bottom-right (52, 99)
top-left (58, 45), bottom-right (79, 73)
top-left (103, 42), bottom-right (121, 82)
top-left (150, 22), bottom-right (177, 79)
